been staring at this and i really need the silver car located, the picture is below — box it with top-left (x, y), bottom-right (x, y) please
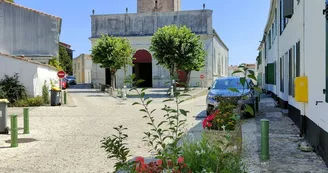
top-left (206, 77), bottom-right (255, 115)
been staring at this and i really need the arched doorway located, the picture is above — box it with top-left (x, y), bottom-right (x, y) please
top-left (133, 50), bottom-right (152, 87)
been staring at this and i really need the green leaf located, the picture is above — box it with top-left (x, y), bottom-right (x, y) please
top-left (248, 69), bottom-right (255, 76)
top-left (232, 70), bottom-right (243, 75)
top-left (254, 86), bottom-right (263, 93)
top-left (132, 102), bottom-right (140, 105)
top-left (140, 92), bottom-right (145, 98)
top-left (228, 88), bottom-right (240, 93)
top-left (244, 104), bottom-right (254, 116)
top-left (179, 109), bottom-right (188, 116)
top-left (146, 100), bottom-right (153, 105)
top-left (247, 74), bottom-right (257, 81)
top-left (240, 77), bottom-right (246, 87)
top-left (163, 99), bottom-right (174, 103)
top-left (180, 94), bottom-right (191, 97)
top-left (151, 109), bottom-right (156, 114)
top-left (139, 109), bottom-right (147, 113)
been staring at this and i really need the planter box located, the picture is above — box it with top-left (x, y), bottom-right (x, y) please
top-left (203, 123), bottom-right (242, 154)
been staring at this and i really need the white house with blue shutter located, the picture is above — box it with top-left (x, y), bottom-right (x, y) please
top-left (257, 0), bottom-right (328, 165)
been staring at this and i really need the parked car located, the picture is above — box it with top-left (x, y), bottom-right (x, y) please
top-left (206, 77), bottom-right (255, 116)
top-left (66, 76), bottom-right (77, 85)
top-left (59, 78), bottom-right (68, 90)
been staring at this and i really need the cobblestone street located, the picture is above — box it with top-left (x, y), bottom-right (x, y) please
top-left (0, 86), bottom-right (205, 173)
top-left (242, 95), bottom-right (328, 173)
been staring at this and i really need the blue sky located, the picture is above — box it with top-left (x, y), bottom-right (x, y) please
top-left (15, 0), bottom-right (270, 65)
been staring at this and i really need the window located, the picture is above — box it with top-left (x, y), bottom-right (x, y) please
top-left (296, 41), bottom-right (300, 77)
top-left (272, 24), bottom-right (275, 44)
top-left (280, 56), bottom-right (284, 92)
top-left (275, 8), bottom-right (278, 37)
top-left (280, 0), bottom-right (290, 34)
top-left (266, 62), bottom-right (276, 85)
top-left (288, 48), bottom-right (293, 96)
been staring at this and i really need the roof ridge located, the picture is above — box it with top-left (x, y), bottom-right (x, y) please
top-left (2, 0), bottom-right (61, 19)
top-left (0, 52), bottom-right (57, 71)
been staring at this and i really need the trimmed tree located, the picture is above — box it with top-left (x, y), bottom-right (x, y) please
top-left (91, 35), bottom-right (134, 90)
top-left (59, 46), bottom-right (73, 75)
top-left (150, 25), bottom-right (206, 88)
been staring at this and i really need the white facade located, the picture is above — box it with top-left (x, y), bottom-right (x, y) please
top-left (90, 34), bottom-right (229, 88)
top-left (73, 54), bottom-right (93, 84)
top-left (0, 53), bottom-right (58, 97)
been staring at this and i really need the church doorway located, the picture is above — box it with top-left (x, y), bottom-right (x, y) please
top-left (133, 50), bottom-right (152, 87)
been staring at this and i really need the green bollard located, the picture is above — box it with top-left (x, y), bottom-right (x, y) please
top-left (64, 91), bottom-right (67, 104)
top-left (255, 97), bottom-right (259, 112)
top-left (10, 115), bottom-right (18, 147)
top-left (261, 119), bottom-right (269, 160)
top-left (23, 108), bottom-right (29, 134)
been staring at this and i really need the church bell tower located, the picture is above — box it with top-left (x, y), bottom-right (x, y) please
top-left (137, 0), bottom-right (181, 13)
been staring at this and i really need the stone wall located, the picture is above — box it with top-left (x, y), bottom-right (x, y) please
top-left (137, 0), bottom-right (181, 13)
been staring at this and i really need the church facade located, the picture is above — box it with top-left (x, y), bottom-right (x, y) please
top-left (90, 0), bottom-right (229, 88)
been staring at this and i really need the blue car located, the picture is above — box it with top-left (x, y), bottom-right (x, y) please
top-left (206, 77), bottom-right (255, 115)
top-left (66, 76), bottom-right (77, 85)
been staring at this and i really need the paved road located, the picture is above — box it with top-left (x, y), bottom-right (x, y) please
top-left (0, 85), bottom-right (206, 173)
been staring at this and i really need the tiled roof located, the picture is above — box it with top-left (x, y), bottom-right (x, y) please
top-left (3, 0), bottom-right (61, 19)
top-left (0, 52), bottom-right (57, 70)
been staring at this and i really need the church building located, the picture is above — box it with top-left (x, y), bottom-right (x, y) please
top-left (90, 0), bottom-right (229, 88)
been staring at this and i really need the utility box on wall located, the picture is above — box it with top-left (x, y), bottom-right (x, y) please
top-left (294, 76), bottom-right (308, 103)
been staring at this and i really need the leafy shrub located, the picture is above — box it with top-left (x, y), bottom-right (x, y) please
top-left (14, 96), bottom-right (44, 107)
top-left (0, 86), bottom-right (6, 98)
top-left (42, 81), bottom-right (50, 104)
top-left (0, 73), bottom-right (27, 103)
top-left (182, 135), bottom-right (247, 173)
top-left (48, 57), bottom-right (63, 71)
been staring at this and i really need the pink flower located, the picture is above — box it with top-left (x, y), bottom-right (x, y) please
top-left (178, 157), bottom-right (184, 163)
top-left (136, 156), bottom-right (145, 163)
top-left (157, 159), bottom-right (163, 166)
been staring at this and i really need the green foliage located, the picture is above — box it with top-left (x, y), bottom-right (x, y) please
top-left (48, 57), bottom-right (63, 71)
top-left (0, 73), bottom-right (27, 103)
top-left (14, 96), bottom-right (44, 107)
top-left (5, 0), bottom-right (14, 3)
top-left (59, 46), bottom-right (73, 74)
top-left (150, 25), bottom-right (206, 86)
top-left (91, 35), bottom-right (134, 89)
top-left (231, 63), bottom-right (262, 117)
top-left (182, 135), bottom-right (247, 173)
top-left (128, 73), bottom-right (190, 169)
top-left (42, 81), bottom-right (49, 104)
top-left (0, 86), bottom-right (6, 98)
top-left (100, 125), bottom-right (135, 172)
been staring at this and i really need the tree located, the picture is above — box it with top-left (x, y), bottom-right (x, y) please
top-left (5, 0), bottom-right (14, 3)
top-left (59, 46), bottom-right (73, 75)
top-left (48, 57), bottom-right (63, 71)
top-left (91, 35), bottom-right (134, 90)
top-left (150, 25), bottom-right (206, 88)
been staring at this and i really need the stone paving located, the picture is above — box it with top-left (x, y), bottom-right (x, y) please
top-left (242, 95), bottom-right (328, 173)
top-left (0, 85), bottom-right (205, 173)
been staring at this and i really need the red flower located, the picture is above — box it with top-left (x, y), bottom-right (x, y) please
top-left (207, 122), bottom-right (212, 127)
top-left (178, 157), bottom-right (184, 163)
top-left (157, 159), bottom-right (162, 166)
top-left (202, 118), bottom-right (208, 128)
top-left (136, 156), bottom-right (145, 164)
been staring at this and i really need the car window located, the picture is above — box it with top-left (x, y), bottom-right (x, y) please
top-left (212, 78), bottom-right (249, 89)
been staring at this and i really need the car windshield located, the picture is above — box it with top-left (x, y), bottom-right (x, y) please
top-left (67, 76), bottom-right (75, 79)
top-left (212, 78), bottom-right (249, 89)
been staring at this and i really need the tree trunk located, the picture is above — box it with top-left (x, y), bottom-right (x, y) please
top-left (185, 70), bottom-right (191, 91)
top-left (110, 70), bottom-right (116, 90)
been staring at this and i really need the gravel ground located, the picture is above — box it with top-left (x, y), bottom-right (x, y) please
top-left (0, 86), bottom-right (205, 173)
top-left (242, 95), bottom-right (328, 173)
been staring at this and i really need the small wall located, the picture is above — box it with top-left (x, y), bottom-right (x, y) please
top-left (35, 65), bottom-right (58, 97)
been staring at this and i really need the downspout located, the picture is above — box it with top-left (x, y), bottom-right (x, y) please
top-left (301, 0), bottom-right (306, 135)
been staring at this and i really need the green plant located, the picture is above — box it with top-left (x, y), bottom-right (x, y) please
top-left (126, 74), bottom-right (190, 169)
top-left (48, 57), bottom-right (63, 71)
top-left (0, 86), bottom-right (6, 98)
top-left (0, 73), bottom-right (27, 103)
top-left (230, 63), bottom-right (263, 117)
top-left (59, 45), bottom-right (73, 75)
top-left (150, 25), bottom-right (206, 89)
top-left (100, 125), bottom-right (135, 172)
top-left (42, 81), bottom-right (49, 104)
top-left (182, 134), bottom-right (247, 173)
top-left (14, 96), bottom-right (44, 107)
top-left (91, 35), bottom-right (134, 90)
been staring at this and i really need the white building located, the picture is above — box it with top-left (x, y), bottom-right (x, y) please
top-left (89, 0), bottom-right (229, 88)
top-left (0, 53), bottom-right (59, 97)
top-left (257, 0), bottom-right (328, 165)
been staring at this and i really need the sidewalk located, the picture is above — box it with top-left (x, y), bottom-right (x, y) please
top-left (242, 94), bottom-right (328, 173)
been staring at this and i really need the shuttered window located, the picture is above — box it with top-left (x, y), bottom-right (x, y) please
top-left (288, 48), bottom-right (293, 95)
top-left (296, 41), bottom-right (300, 77)
top-left (280, 56), bottom-right (284, 92)
top-left (266, 62), bottom-right (276, 85)
top-left (283, 0), bottom-right (294, 19)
